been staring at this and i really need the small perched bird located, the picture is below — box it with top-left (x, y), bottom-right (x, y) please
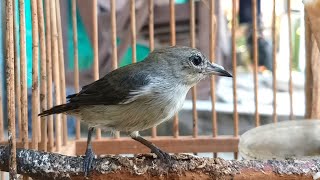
top-left (39, 46), bottom-right (232, 176)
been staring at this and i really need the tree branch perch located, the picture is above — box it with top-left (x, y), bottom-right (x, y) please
top-left (0, 146), bottom-right (319, 179)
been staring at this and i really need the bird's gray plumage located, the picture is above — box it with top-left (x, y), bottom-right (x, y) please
top-left (39, 46), bottom-right (231, 134)
top-left (39, 46), bottom-right (232, 176)
top-left (66, 62), bottom-right (152, 106)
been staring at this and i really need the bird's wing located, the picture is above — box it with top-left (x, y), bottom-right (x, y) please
top-left (39, 63), bottom-right (152, 116)
top-left (67, 63), bottom-right (152, 106)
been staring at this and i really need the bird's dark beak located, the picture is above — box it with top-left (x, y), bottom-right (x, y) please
top-left (205, 62), bottom-right (233, 77)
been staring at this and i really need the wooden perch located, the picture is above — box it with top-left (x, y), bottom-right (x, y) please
top-left (0, 146), bottom-right (319, 180)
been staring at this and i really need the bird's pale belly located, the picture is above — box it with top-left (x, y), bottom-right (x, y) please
top-left (74, 89), bottom-right (188, 133)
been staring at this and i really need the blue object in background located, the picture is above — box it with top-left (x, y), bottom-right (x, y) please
top-left (119, 44), bottom-right (150, 67)
top-left (67, 0), bottom-right (94, 71)
top-left (25, 0), bottom-right (33, 88)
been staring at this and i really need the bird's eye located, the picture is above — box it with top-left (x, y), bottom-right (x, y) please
top-left (189, 55), bottom-right (202, 66)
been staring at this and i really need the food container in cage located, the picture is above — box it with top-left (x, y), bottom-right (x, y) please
top-left (239, 120), bottom-right (320, 160)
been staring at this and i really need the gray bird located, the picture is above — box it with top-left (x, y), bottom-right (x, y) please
top-left (39, 46), bottom-right (232, 176)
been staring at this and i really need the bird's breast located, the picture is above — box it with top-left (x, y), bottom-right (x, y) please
top-left (78, 85), bottom-right (190, 132)
top-left (151, 85), bottom-right (189, 123)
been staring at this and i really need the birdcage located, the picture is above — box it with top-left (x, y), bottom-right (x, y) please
top-left (1, 0), bottom-right (320, 179)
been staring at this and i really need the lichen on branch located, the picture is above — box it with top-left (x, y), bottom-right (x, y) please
top-left (0, 146), bottom-right (319, 180)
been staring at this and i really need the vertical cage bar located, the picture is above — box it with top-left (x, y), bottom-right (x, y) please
top-left (50, 0), bottom-right (62, 152)
top-left (38, 0), bottom-right (47, 151)
top-left (149, 0), bottom-right (154, 52)
top-left (92, 0), bottom-right (101, 139)
top-left (14, 57), bottom-right (21, 141)
top-left (14, 17), bottom-right (21, 142)
top-left (31, 0), bottom-right (39, 150)
top-left (72, 0), bottom-right (80, 140)
top-left (272, 0), bottom-right (277, 123)
top-left (0, 87), bottom-right (3, 142)
top-left (170, 0), bottom-right (176, 46)
top-left (6, 0), bottom-right (17, 177)
top-left (252, 0), bottom-right (260, 127)
top-left (305, 8), bottom-right (312, 119)
top-left (149, 0), bottom-right (157, 138)
top-left (0, 76), bottom-right (2, 179)
top-left (21, 5), bottom-right (28, 175)
top-left (55, 0), bottom-right (68, 145)
top-left (45, 0), bottom-right (54, 152)
top-left (131, 0), bottom-right (136, 63)
top-left (110, 0), bottom-right (120, 138)
top-left (209, 0), bottom-right (218, 158)
top-left (0, 103), bottom-right (2, 180)
top-left (13, 0), bottom-right (21, 141)
top-left (209, 0), bottom-right (217, 139)
top-left (19, 0), bottom-right (28, 149)
top-left (190, 0), bottom-right (198, 138)
top-left (111, 0), bottom-right (118, 73)
top-left (287, 0), bottom-right (293, 120)
top-left (170, 0), bottom-right (179, 138)
top-left (232, 0), bottom-right (239, 159)
top-left (0, 24), bottom-right (3, 177)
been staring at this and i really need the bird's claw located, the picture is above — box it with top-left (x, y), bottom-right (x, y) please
top-left (151, 148), bottom-right (172, 165)
top-left (83, 147), bottom-right (95, 177)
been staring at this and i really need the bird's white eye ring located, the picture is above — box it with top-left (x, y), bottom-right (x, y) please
top-left (189, 55), bottom-right (202, 66)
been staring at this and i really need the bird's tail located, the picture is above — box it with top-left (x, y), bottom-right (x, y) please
top-left (38, 104), bottom-right (77, 116)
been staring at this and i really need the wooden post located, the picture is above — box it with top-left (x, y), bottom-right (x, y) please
top-left (72, 0), bottom-right (80, 140)
top-left (6, 0), bottom-right (17, 178)
top-left (304, 0), bottom-right (320, 52)
top-left (92, 0), bottom-right (101, 139)
top-left (130, 0), bottom-right (136, 64)
top-left (209, 0), bottom-right (217, 138)
top-left (50, 0), bottom-right (62, 152)
top-left (232, 0), bottom-right (239, 159)
top-left (304, 1), bottom-right (320, 119)
top-left (13, 0), bottom-right (21, 142)
top-left (252, 0), bottom-right (260, 126)
top-left (19, 0), bottom-right (29, 150)
top-left (110, 0), bottom-right (120, 139)
top-left (305, 8), bottom-right (312, 119)
top-left (287, 0), bottom-right (294, 120)
top-left (0, 84), bottom-right (3, 143)
top-left (272, 0), bottom-right (277, 123)
top-left (190, 0), bottom-right (198, 139)
top-left (55, 0), bottom-right (68, 146)
top-left (310, 36), bottom-right (320, 118)
top-left (45, 0), bottom-right (54, 152)
top-left (170, 0), bottom-right (179, 138)
top-left (31, 0), bottom-right (40, 150)
top-left (149, 0), bottom-right (157, 138)
top-left (38, 0), bottom-right (47, 152)
top-left (209, 0), bottom-right (218, 158)
top-left (0, 85), bottom-right (2, 180)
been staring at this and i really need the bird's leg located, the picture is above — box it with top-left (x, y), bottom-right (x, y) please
top-left (130, 132), bottom-right (171, 164)
top-left (83, 127), bottom-right (95, 176)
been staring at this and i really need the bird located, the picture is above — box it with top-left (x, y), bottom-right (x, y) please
top-left (39, 46), bottom-right (232, 176)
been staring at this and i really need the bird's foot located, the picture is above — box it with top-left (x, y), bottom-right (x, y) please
top-left (83, 147), bottom-right (95, 177)
top-left (151, 147), bottom-right (172, 165)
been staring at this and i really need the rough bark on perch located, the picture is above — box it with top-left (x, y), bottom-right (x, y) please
top-left (0, 146), bottom-right (319, 179)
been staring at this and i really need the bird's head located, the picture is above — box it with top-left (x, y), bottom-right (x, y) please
top-left (148, 46), bottom-right (232, 86)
